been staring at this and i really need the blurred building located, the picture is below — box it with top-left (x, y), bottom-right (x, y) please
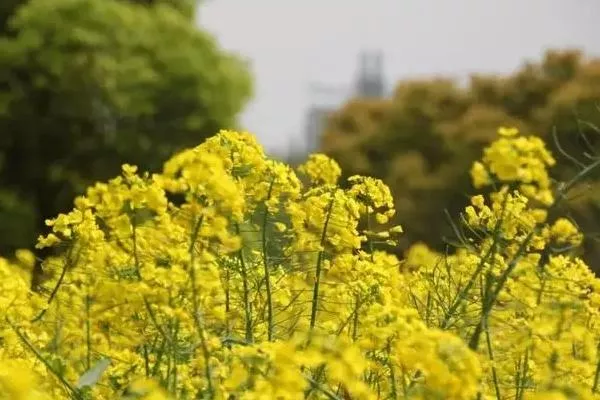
top-left (355, 50), bottom-right (385, 98)
top-left (302, 50), bottom-right (386, 154)
top-left (305, 106), bottom-right (332, 153)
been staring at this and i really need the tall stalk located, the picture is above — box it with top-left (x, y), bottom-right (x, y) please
top-left (309, 190), bottom-right (336, 330)
top-left (261, 179), bottom-right (275, 340)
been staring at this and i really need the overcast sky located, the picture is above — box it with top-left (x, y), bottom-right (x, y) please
top-left (198, 0), bottom-right (600, 154)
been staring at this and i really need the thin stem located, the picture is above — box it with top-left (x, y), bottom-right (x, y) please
top-left (131, 214), bottom-right (142, 280)
top-left (441, 191), bottom-right (511, 329)
top-left (9, 318), bottom-right (82, 399)
top-left (143, 344), bottom-right (150, 377)
top-left (188, 215), bottom-right (215, 399)
top-left (303, 374), bottom-right (344, 400)
top-left (484, 319), bottom-right (502, 400)
top-left (592, 341), bottom-right (600, 392)
top-left (309, 190), bottom-right (336, 330)
top-left (31, 245), bottom-right (77, 322)
top-left (556, 157), bottom-right (600, 201)
top-left (386, 339), bottom-right (398, 399)
top-left (151, 339), bottom-right (167, 377)
top-left (235, 223), bottom-right (253, 343)
top-left (516, 349), bottom-right (530, 400)
top-left (85, 293), bottom-right (91, 370)
top-left (469, 231), bottom-right (535, 350)
top-left (262, 179), bottom-right (275, 341)
top-left (351, 296), bottom-right (361, 341)
top-left (224, 264), bottom-right (231, 347)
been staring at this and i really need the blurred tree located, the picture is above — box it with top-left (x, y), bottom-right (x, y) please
top-left (0, 0), bottom-right (252, 254)
top-left (1, 0), bottom-right (198, 33)
top-left (322, 49), bottom-right (600, 265)
top-left (129, 0), bottom-right (197, 19)
top-left (0, 0), bottom-right (23, 34)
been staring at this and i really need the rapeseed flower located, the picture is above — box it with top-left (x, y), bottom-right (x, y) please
top-left (1, 127), bottom-right (600, 399)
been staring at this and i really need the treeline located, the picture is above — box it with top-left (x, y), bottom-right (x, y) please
top-left (321, 49), bottom-right (600, 266)
top-left (0, 0), bottom-right (252, 253)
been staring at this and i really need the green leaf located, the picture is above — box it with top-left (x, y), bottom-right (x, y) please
top-left (76, 357), bottom-right (111, 389)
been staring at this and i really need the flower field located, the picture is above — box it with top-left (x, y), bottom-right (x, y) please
top-left (2, 127), bottom-right (600, 399)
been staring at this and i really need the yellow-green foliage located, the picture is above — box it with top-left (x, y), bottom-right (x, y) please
top-left (1, 128), bottom-right (600, 399)
top-left (320, 50), bottom-right (600, 264)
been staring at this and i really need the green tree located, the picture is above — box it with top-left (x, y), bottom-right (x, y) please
top-left (322, 49), bottom-right (600, 265)
top-left (0, 0), bottom-right (22, 33)
top-left (0, 0), bottom-right (252, 254)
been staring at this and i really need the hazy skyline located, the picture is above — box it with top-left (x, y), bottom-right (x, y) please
top-left (198, 0), bottom-right (600, 154)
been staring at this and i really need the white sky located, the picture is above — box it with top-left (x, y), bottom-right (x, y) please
top-left (198, 0), bottom-right (600, 154)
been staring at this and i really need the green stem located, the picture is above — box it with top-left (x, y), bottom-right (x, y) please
top-left (351, 296), bottom-right (361, 341)
top-left (309, 190), bottom-right (336, 330)
top-left (131, 214), bottom-right (142, 280)
top-left (188, 215), bottom-right (215, 399)
top-left (151, 339), bottom-right (167, 377)
top-left (441, 191), bottom-right (510, 329)
top-left (484, 319), bottom-right (502, 400)
top-left (85, 293), bottom-right (91, 370)
top-left (143, 343), bottom-right (150, 377)
top-left (31, 245), bottom-right (77, 323)
top-left (262, 179), bottom-right (275, 340)
top-left (235, 223), bottom-right (253, 343)
top-left (9, 318), bottom-right (82, 399)
top-left (224, 264), bottom-right (231, 346)
top-left (592, 341), bottom-right (600, 392)
top-left (516, 349), bottom-right (530, 400)
top-left (386, 339), bottom-right (398, 399)
top-left (469, 230), bottom-right (535, 350)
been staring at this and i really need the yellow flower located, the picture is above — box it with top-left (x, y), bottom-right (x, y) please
top-left (122, 163), bottom-right (138, 177)
top-left (548, 217), bottom-right (583, 246)
top-left (498, 126), bottom-right (519, 137)
top-left (298, 153), bottom-right (342, 185)
top-left (470, 161), bottom-right (491, 188)
top-left (4, 126), bottom-right (599, 400)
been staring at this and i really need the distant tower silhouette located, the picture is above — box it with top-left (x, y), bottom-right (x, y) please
top-left (302, 50), bottom-right (386, 153)
top-left (355, 50), bottom-right (385, 98)
top-left (303, 82), bottom-right (347, 153)
top-left (304, 106), bottom-right (331, 153)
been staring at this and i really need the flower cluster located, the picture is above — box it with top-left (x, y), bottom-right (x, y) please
top-left (0, 127), bottom-right (599, 399)
top-left (407, 127), bottom-right (600, 399)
